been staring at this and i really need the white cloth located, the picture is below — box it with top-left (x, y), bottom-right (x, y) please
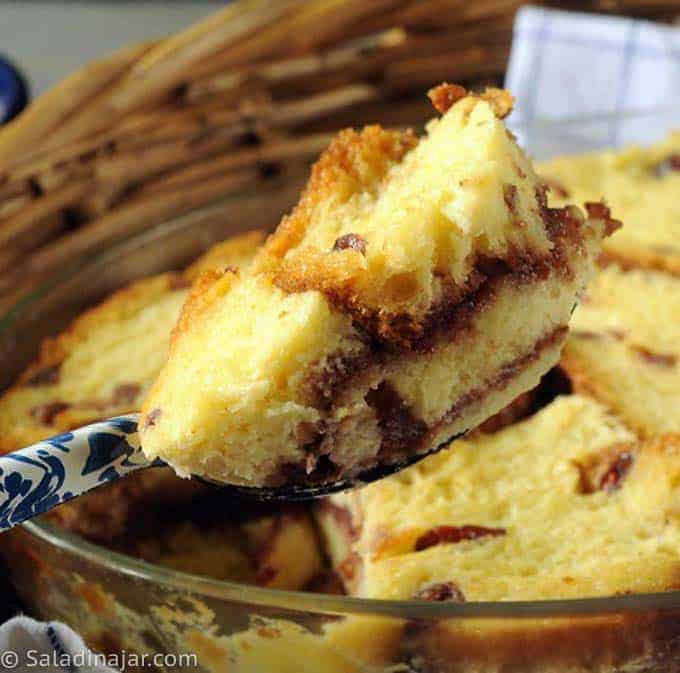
top-left (505, 5), bottom-right (680, 158)
top-left (0, 616), bottom-right (115, 672)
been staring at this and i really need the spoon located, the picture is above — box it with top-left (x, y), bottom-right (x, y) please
top-left (0, 414), bottom-right (460, 533)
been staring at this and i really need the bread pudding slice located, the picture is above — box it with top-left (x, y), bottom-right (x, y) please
top-left (562, 265), bottom-right (680, 438)
top-left (315, 394), bottom-right (680, 600)
top-left (140, 85), bottom-right (615, 488)
top-left (0, 231), bottom-right (263, 543)
top-left (0, 273), bottom-right (187, 452)
top-left (316, 395), bottom-right (680, 672)
top-left (539, 132), bottom-right (680, 274)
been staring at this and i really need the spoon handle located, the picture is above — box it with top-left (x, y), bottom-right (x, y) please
top-left (0, 414), bottom-right (153, 533)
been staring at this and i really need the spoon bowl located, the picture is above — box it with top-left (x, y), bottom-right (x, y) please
top-left (0, 414), bottom-right (459, 531)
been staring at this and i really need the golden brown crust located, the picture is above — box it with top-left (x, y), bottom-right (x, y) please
top-left (427, 83), bottom-right (468, 114)
top-left (248, 124), bottom-right (421, 349)
top-left (184, 230), bottom-right (266, 282)
top-left (257, 125), bottom-right (417, 269)
top-left (246, 89), bottom-right (589, 350)
top-left (477, 86), bottom-right (515, 119)
top-left (257, 85), bottom-right (521, 348)
top-left (428, 84), bottom-right (514, 119)
top-left (170, 267), bottom-right (239, 350)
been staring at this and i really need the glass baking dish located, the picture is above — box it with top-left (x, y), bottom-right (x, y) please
top-left (1, 112), bottom-right (679, 673)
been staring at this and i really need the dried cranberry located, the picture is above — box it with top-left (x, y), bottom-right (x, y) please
top-left (333, 233), bottom-right (367, 255)
top-left (631, 345), bottom-right (676, 368)
top-left (415, 582), bottom-right (466, 602)
top-left (415, 525), bottom-right (506, 552)
top-left (25, 364), bottom-right (61, 387)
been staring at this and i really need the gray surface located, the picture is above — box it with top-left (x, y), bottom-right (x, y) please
top-left (0, 2), bottom-right (223, 95)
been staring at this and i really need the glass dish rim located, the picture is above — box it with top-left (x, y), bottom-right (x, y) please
top-left (3, 112), bottom-right (680, 619)
top-left (23, 518), bottom-right (680, 618)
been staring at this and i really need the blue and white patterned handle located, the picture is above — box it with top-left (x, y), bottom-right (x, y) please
top-left (0, 414), bottom-right (156, 533)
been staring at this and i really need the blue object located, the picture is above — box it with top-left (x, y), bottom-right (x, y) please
top-left (0, 414), bottom-right (155, 533)
top-left (0, 55), bottom-right (28, 124)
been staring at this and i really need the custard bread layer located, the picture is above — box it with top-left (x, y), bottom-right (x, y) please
top-left (562, 264), bottom-right (680, 438)
top-left (0, 273), bottom-right (188, 452)
top-left (141, 86), bottom-right (613, 487)
top-left (317, 394), bottom-right (680, 600)
top-left (540, 132), bottom-right (680, 274)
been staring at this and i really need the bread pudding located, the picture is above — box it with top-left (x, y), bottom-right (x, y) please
top-left (316, 394), bottom-right (680, 600)
top-left (540, 132), bottom-right (680, 275)
top-left (139, 85), bottom-right (615, 488)
top-left (562, 265), bottom-right (680, 438)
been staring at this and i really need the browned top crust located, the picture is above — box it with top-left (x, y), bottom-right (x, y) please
top-left (257, 125), bottom-right (418, 268)
top-left (427, 83), bottom-right (468, 114)
top-left (427, 84), bottom-right (515, 119)
top-left (479, 87), bottom-right (515, 119)
top-left (170, 267), bottom-right (240, 350)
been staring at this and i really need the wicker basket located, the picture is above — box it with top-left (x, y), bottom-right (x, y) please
top-left (0, 0), bottom-right (678, 309)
